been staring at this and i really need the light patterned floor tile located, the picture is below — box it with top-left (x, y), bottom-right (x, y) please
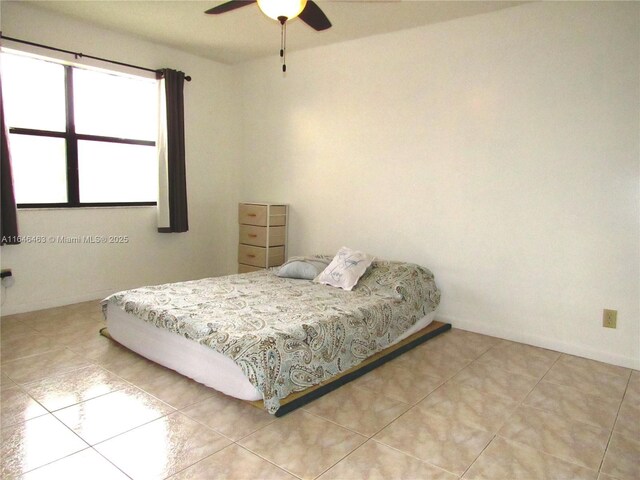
top-left (22, 364), bottom-right (130, 412)
top-left (1, 334), bottom-right (64, 363)
top-left (476, 341), bottom-right (560, 379)
top-left (48, 323), bottom-right (106, 349)
top-left (90, 339), bottom-right (146, 369)
top-left (498, 405), bottom-right (610, 470)
top-left (53, 385), bottom-right (175, 445)
top-left (601, 433), bottom-right (640, 480)
top-left (451, 360), bottom-right (539, 402)
top-left (319, 440), bottom-right (458, 480)
top-left (68, 331), bottom-right (127, 362)
top-left (524, 381), bottom-right (621, 430)
top-left (96, 412), bottom-right (231, 480)
top-left (463, 436), bottom-right (598, 480)
top-left (1, 414), bottom-right (89, 477)
top-left (0, 371), bottom-right (16, 390)
top-left (21, 447), bottom-right (128, 480)
top-left (22, 303), bottom-right (102, 334)
top-left (1, 348), bottom-right (92, 384)
top-left (239, 410), bottom-right (366, 480)
top-left (303, 383), bottom-right (410, 436)
top-left (124, 361), bottom-right (216, 410)
top-left (374, 407), bottom-right (493, 476)
top-left (181, 391), bottom-right (275, 441)
top-left (543, 355), bottom-right (630, 400)
top-left (417, 381), bottom-right (518, 433)
top-left (99, 349), bottom-right (159, 381)
top-left (354, 361), bottom-right (443, 404)
top-left (427, 328), bottom-right (499, 361)
top-left (614, 400), bottom-right (640, 442)
top-left (624, 370), bottom-right (640, 405)
top-left (617, 370), bottom-right (640, 444)
top-left (3, 300), bottom-right (638, 480)
top-left (598, 473), bottom-right (623, 480)
top-left (67, 329), bottom-right (118, 363)
top-left (169, 444), bottom-right (296, 480)
top-left (0, 318), bottom-right (39, 342)
top-left (1, 386), bottom-right (48, 427)
top-left (393, 341), bottom-right (473, 380)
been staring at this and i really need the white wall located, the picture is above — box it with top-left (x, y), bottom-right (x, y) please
top-left (2, 2), bottom-right (638, 370)
top-left (0, 2), bottom-right (242, 314)
top-left (238, 2), bottom-right (640, 368)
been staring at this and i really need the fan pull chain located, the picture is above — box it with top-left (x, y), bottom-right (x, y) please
top-left (280, 20), bottom-right (287, 73)
top-left (277, 16), bottom-right (289, 73)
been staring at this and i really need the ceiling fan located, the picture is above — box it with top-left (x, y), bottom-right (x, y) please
top-left (205, 0), bottom-right (332, 71)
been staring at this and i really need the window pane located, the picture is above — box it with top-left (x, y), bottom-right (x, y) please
top-left (74, 69), bottom-right (157, 141)
top-left (78, 141), bottom-right (157, 203)
top-left (1, 53), bottom-right (66, 132)
top-left (10, 135), bottom-right (68, 204)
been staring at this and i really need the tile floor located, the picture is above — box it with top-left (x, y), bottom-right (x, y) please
top-left (1, 301), bottom-right (638, 479)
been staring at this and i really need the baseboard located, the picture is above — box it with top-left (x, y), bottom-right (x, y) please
top-left (0, 289), bottom-right (114, 316)
top-left (438, 314), bottom-right (640, 371)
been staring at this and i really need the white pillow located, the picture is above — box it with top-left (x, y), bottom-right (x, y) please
top-left (276, 256), bottom-right (331, 280)
top-left (315, 247), bottom-right (375, 291)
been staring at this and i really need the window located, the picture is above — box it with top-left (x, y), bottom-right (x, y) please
top-left (1, 52), bottom-right (158, 207)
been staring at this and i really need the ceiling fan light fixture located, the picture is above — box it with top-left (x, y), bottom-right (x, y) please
top-left (257, 0), bottom-right (307, 22)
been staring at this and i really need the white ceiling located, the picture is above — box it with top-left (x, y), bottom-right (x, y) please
top-left (23, 1), bottom-right (524, 65)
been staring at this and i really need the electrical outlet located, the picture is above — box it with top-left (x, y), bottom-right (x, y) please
top-left (603, 309), bottom-right (617, 329)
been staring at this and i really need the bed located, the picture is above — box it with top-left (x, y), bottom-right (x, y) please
top-left (101, 259), bottom-right (446, 415)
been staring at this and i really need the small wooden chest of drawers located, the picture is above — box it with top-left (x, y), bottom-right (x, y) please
top-left (238, 202), bottom-right (287, 273)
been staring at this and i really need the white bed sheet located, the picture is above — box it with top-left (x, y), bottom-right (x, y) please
top-left (106, 302), bottom-right (435, 402)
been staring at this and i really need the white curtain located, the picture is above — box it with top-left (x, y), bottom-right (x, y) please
top-left (156, 75), bottom-right (171, 231)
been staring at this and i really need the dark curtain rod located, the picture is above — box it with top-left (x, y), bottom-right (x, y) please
top-left (0, 34), bottom-right (192, 81)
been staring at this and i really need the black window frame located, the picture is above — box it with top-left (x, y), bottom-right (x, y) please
top-left (7, 62), bottom-right (157, 209)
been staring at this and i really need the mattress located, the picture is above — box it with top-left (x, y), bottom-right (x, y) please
top-left (106, 302), bottom-right (436, 401)
top-left (102, 260), bottom-right (441, 413)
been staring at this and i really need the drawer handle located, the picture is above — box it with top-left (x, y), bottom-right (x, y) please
top-left (247, 254), bottom-right (256, 258)
top-left (248, 234), bottom-right (258, 238)
top-left (247, 213), bottom-right (257, 217)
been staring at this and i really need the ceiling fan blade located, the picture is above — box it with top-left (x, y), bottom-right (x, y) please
top-left (205, 1), bottom-right (256, 15)
top-left (298, 0), bottom-right (332, 31)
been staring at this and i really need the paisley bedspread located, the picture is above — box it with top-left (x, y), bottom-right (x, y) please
top-left (102, 260), bottom-right (441, 413)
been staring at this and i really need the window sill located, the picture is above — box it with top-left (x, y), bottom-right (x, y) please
top-left (18, 204), bottom-right (157, 211)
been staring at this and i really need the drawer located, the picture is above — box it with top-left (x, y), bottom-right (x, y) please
top-left (239, 225), bottom-right (286, 247)
top-left (238, 263), bottom-right (263, 274)
top-left (238, 244), bottom-right (285, 268)
top-left (239, 204), bottom-right (286, 226)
